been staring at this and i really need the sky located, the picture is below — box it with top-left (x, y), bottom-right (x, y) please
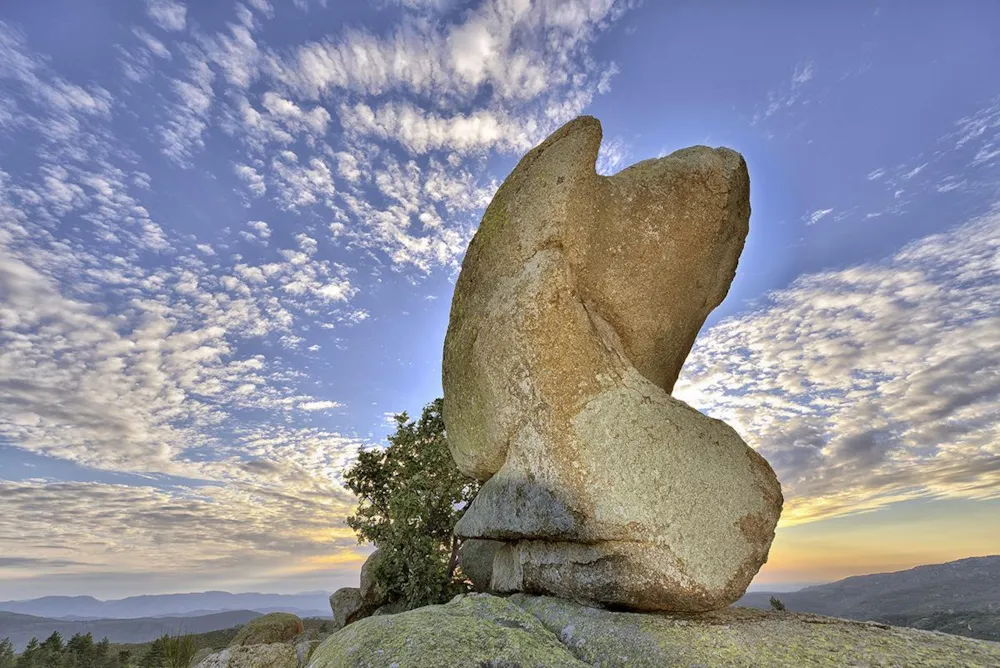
top-left (0, 0), bottom-right (998, 601)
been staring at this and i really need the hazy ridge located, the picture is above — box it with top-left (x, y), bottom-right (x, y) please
top-left (737, 555), bottom-right (1000, 641)
top-left (0, 609), bottom-right (261, 652)
top-left (0, 590), bottom-right (330, 620)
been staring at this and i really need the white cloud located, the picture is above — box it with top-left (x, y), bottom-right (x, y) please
top-left (0, 0), bottom-right (635, 591)
top-left (334, 151), bottom-right (361, 182)
top-left (235, 163), bottom-right (266, 197)
top-left (792, 61), bottom-right (814, 84)
top-left (903, 162), bottom-right (928, 179)
top-left (298, 400), bottom-right (342, 411)
top-left (675, 207), bottom-right (1000, 525)
top-left (269, 0), bottom-right (624, 105)
top-left (270, 152), bottom-right (336, 209)
top-left (161, 58), bottom-right (214, 165)
top-left (595, 135), bottom-right (630, 175)
top-left (754, 60), bottom-right (817, 125)
top-left (341, 101), bottom-right (534, 154)
top-left (249, 220), bottom-right (271, 238)
top-left (805, 208), bottom-right (834, 225)
top-left (146, 0), bottom-right (188, 32)
top-left (261, 91), bottom-right (330, 135)
top-left (133, 27), bottom-right (172, 59)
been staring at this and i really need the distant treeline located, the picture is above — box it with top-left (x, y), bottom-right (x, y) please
top-left (0, 631), bottom-right (198, 668)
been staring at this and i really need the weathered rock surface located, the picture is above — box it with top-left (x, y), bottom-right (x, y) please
top-left (307, 594), bottom-right (583, 668)
top-left (458, 538), bottom-right (504, 592)
top-left (330, 550), bottom-right (394, 630)
top-left (230, 612), bottom-right (304, 646)
top-left (307, 593), bottom-right (1000, 668)
top-left (442, 115), bottom-right (781, 611)
top-left (192, 611), bottom-right (318, 668)
top-left (329, 587), bottom-right (364, 630)
top-left (193, 643), bottom-right (300, 668)
top-left (358, 549), bottom-right (388, 608)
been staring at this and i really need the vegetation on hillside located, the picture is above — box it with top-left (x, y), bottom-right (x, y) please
top-left (344, 398), bottom-right (481, 609)
top-left (1, 617), bottom-right (333, 667)
top-left (5, 631), bottom-right (126, 667)
top-left (877, 611), bottom-right (1000, 643)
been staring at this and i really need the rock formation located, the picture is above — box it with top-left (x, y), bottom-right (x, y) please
top-left (193, 612), bottom-right (317, 668)
top-left (441, 116), bottom-right (782, 612)
top-left (329, 550), bottom-right (398, 630)
top-left (306, 593), bottom-right (1000, 668)
top-left (457, 538), bottom-right (505, 592)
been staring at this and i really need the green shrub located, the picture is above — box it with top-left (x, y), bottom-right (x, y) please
top-left (344, 398), bottom-right (481, 610)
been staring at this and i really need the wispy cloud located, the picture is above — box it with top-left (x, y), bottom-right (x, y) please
top-left (753, 60), bottom-right (816, 124)
top-left (0, 1), bottom-right (633, 592)
top-left (676, 207), bottom-right (1000, 525)
top-left (804, 208), bottom-right (834, 225)
top-left (146, 0), bottom-right (188, 32)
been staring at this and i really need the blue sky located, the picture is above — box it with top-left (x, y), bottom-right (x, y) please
top-left (0, 0), bottom-right (998, 600)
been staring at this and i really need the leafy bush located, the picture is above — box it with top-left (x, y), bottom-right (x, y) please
top-left (344, 398), bottom-right (481, 609)
top-left (769, 596), bottom-right (786, 611)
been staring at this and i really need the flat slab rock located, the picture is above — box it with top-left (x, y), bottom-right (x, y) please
top-left (307, 593), bottom-right (1000, 668)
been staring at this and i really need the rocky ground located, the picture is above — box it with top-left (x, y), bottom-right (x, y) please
top-left (309, 593), bottom-right (1000, 668)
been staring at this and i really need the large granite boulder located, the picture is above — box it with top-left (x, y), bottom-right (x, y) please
top-left (330, 550), bottom-right (395, 630)
top-left (306, 593), bottom-right (1000, 668)
top-left (329, 587), bottom-right (364, 630)
top-left (457, 538), bottom-right (504, 592)
top-left (358, 548), bottom-right (388, 607)
top-left (442, 115), bottom-right (781, 612)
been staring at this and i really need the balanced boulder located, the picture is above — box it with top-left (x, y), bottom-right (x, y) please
top-left (442, 116), bottom-right (782, 612)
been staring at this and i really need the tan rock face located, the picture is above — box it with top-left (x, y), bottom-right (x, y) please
top-left (442, 115), bottom-right (782, 612)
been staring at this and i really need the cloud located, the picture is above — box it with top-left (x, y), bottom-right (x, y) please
top-left (754, 60), bottom-right (817, 125)
top-left (298, 400), bottom-right (343, 411)
top-left (595, 135), bottom-right (631, 175)
top-left (0, 0), bottom-right (633, 592)
top-left (341, 102), bottom-right (534, 155)
top-left (269, 0), bottom-right (624, 102)
top-left (235, 163), bottom-right (267, 197)
top-left (675, 206), bottom-right (1000, 525)
top-left (146, 0), bottom-right (188, 32)
top-left (804, 208), bottom-right (834, 225)
top-left (161, 58), bottom-right (214, 165)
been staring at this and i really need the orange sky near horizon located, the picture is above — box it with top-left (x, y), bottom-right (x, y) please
top-left (751, 497), bottom-right (1000, 589)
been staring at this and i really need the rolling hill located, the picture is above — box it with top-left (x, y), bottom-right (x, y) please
top-left (737, 555), bottom-right (1000, 641)
top-left (0, 591), bottom-right (330, 620)
top-left (0, 609), bottom-right (261, 652)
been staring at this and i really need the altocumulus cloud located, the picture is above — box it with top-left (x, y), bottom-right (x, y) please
top-left (675, 207), bottom-right (1000, 525)
top-left (0, 0), bottom-right (631, 590)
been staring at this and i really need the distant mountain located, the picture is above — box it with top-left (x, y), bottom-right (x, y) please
top-left (0, 609), bottom-right (261, 652)
top-left (0, 591), bottom-right (331, 620)
top-left (737, 555), bottom-right (1000, 641)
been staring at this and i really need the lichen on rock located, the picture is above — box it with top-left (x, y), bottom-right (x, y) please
top-left (306, 593), bottom-right (1000, 667)
top-left (306, 594), bottom-right (586, 668)
top-left (230, 612), bottom-right (304, 647)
